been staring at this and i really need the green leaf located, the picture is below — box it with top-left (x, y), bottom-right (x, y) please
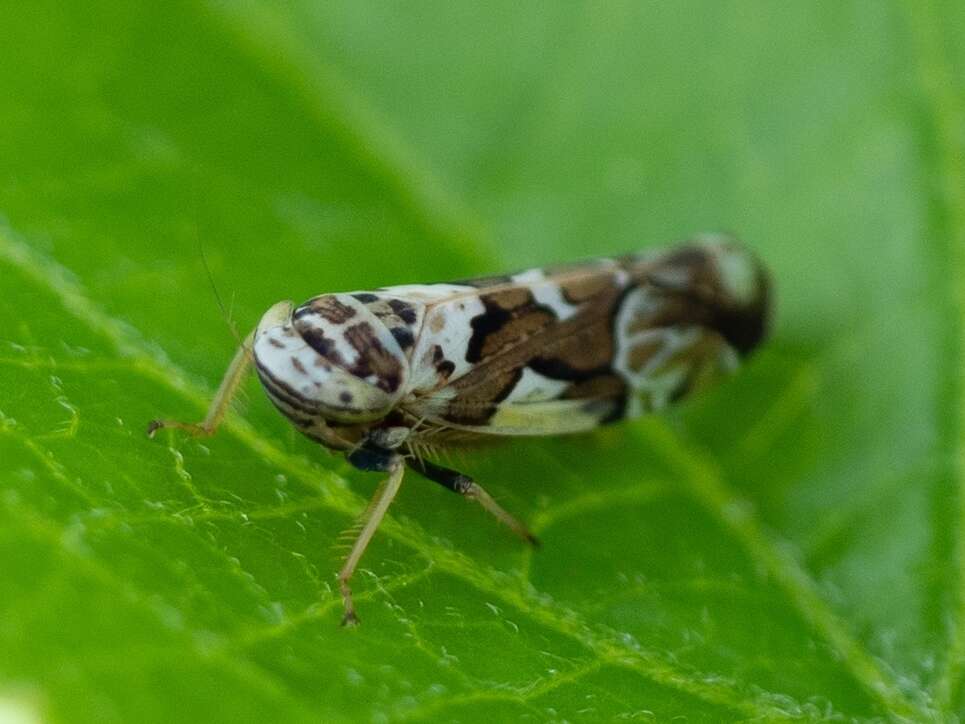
top-left (1, 1), bottom-right (962, 721)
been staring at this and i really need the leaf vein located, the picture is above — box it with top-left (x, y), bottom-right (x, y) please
top-left (638, 421), bottom-right (932, 720)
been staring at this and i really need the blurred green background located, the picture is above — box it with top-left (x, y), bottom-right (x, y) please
top-left (0, 1), bottom-right (963, 721)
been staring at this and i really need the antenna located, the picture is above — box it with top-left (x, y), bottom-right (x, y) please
top-left (198, 235), bottom-right (242, 345)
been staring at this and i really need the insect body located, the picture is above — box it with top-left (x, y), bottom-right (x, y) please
top-left (149, 234), bottom-right (770, 625)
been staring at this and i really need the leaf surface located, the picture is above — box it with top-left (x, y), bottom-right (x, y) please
top-left (0, 1), bottom-right (963, 721)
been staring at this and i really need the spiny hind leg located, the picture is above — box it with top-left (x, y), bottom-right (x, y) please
top-left (147, 329), bottom-right (255, 438)
top-left (338, 453), bottom-right (405, 626)
top-left (408, 457), bottom-right (539, 547)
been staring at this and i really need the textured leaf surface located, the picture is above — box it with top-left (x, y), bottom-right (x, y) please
top-left (1, 1), bottom-right (963, 721)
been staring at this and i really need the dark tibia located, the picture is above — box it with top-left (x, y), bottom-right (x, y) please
top-left (407, 457), bottom-right (539, 547)
top-left (407, 457), bottom-right (474, 494)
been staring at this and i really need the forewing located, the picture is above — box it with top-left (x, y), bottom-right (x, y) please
top-left (400, 247), bottom-right (753, 437)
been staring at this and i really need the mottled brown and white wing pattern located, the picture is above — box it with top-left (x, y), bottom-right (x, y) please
top-left (356, 237), bottom-right (771, 438)
top-left (248, 236), bottom-right (768, 442)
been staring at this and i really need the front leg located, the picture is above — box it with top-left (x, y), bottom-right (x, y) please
top-left (147, 329), bottom-right (255, 438)
top-left (338, 448), bottom-right (406, 626)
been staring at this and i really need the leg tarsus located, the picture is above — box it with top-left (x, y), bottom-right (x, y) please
top-left (464, 480), bottom-right (541, 548)
top-left (147, 329), bottom-right (255, 439)
top-left (146, 419), bottom-right (215, 438)
top-left (339, 587), bottom-right (360, 627)
top-left (408, 458), bottom-right (539, 547)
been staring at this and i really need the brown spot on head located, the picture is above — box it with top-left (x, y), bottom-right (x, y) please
top-left (310, 295), bottom-right (357, 324)
top-left (299, 327), bottom-right (341, 363)
top-left (343, 321), bottom-right (404, 393)
top-left (355, 294), bottom-right (421, 333)
top-left (390, 326), bottom-right (414, 349)
top-left (429, 313), bottom-right (446, 333)
top-left (268, 337), bottom-right (285, 349)
top-left (387, 298), bottom-right (418, 325)
top-left (291, 357), bottom-right (307, 374)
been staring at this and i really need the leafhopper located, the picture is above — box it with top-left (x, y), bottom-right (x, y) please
top-left (149, 234), bottom-right (770, 625)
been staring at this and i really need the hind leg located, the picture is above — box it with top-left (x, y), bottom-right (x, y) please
top-left (408, 458), bottom-right (539, 547)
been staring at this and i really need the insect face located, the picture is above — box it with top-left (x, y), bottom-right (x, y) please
top-left (252, 296), bottom-right (408, 425)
